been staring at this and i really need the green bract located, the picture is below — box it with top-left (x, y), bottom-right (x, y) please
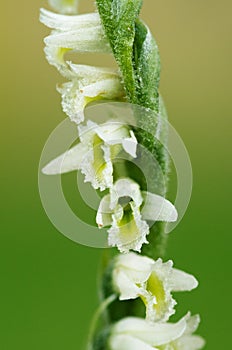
top-left (96, 1), bottom-right (160, 111)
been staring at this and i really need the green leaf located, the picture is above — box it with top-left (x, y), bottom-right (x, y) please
top-left (134, 20), bottom-right (160, 112)
top-left (96, 0), bottom-right (143, 102)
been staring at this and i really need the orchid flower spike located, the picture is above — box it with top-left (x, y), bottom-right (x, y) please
top-left (96, 178), bottom-right (178, 253)
top-left (112, 252), bottom-right (198, 322)
top-left (42, 121), bottom-right (137, 191)
top-left (108, 313), bottom-right (205, 350)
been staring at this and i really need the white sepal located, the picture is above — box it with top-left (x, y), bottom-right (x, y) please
top-left (40, 9), bottom-right (100, 30)
top-left (171, 268), bottom-right (199, 292)
top-left (142, 191), bottom-right (178, 222)
top-left (42, 142), bottom-right (88, 175)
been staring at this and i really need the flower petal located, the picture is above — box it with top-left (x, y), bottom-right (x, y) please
top-left (109, 334), bottom-right (155, 350)
top-left (114, 253), bottom-right (154, 284)
top-left (112, 316), bottom-right (187, 346)
top-left (144, 259), bottom-right (176, 322)
top-left (96, 194), bottom-right (113, 227)
top-left (57, 80), bottom-right (85, 122)
top-left (142, 192), bottom-right (178, 222)
top-left (43, 45), bottom-right (72, 78)
top-left (122, 130), bottom-right (137, 158)
top-left (171, 268), bottom-right (198, 292)
top-left (175, 334), bottom-right (206, 350)
top-left (43, 23), bottom-right (110, 79)
top-left (113, 270), bottom-right (142, 300)
top-left (110, 178), bottom-right (143, 210)
top-left (40, 9), bottom-right (100, 30)
top-left (42, 142), bottom-right (88, 175)
top-left (108, 202), bottom-right (149, 253)
top-left (79, 142), bottom-right (113, 191)
top-left (44, 27), bottom-right (110, 53)
top-left (184, 314), bottom-right (201, 335)
top-left (58, 77), bottom-right (124, 122)
top-left (69, 63), bottom-right (119, 80)
top-left (96, 124), bottom-right (137, 158)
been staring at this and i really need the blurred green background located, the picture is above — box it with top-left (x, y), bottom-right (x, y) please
top-left (1, 0), bottom-right (231, 348)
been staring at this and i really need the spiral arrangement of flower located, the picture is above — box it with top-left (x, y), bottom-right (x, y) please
top-left (39, 0), bottom-right (205, 349)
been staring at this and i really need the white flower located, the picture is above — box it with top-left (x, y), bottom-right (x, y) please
top-left (48, 0), bottom-right (79, 14)
top-left (40, 9), bottom-right (111, 78)
top-left (96, 179), bottom-right (178, 253)
top-left (40, 10), bottom-right (124, 121)
top-left (108, 314), bottom-right (205, 350)
top-left (57, 64), bottom-right (125, 123)
top-left (42, 121), bottom-right (137, 191)
top-left (112, 252), bottom-right (198, 322)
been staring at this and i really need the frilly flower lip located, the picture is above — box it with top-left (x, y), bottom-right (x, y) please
top-left (96, 179), bottom-right (178, 253)
top-left (112, 252), bottom-right (198, 322)
top-left (108, 313), bottom-right (205, 350)
top-left (56, 64), bottom-right (125, 124)
top-left (42, 121), bottom-right (137, 191)
top-left (48, 0), bottom-right (80, 14)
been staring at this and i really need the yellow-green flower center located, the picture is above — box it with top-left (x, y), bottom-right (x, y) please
top-left (140, 271), bottom-right (167, 319)
top-left (116, 204), bottom-right (140, 245)
top-left (92, 134), bottom-right (107, 182)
